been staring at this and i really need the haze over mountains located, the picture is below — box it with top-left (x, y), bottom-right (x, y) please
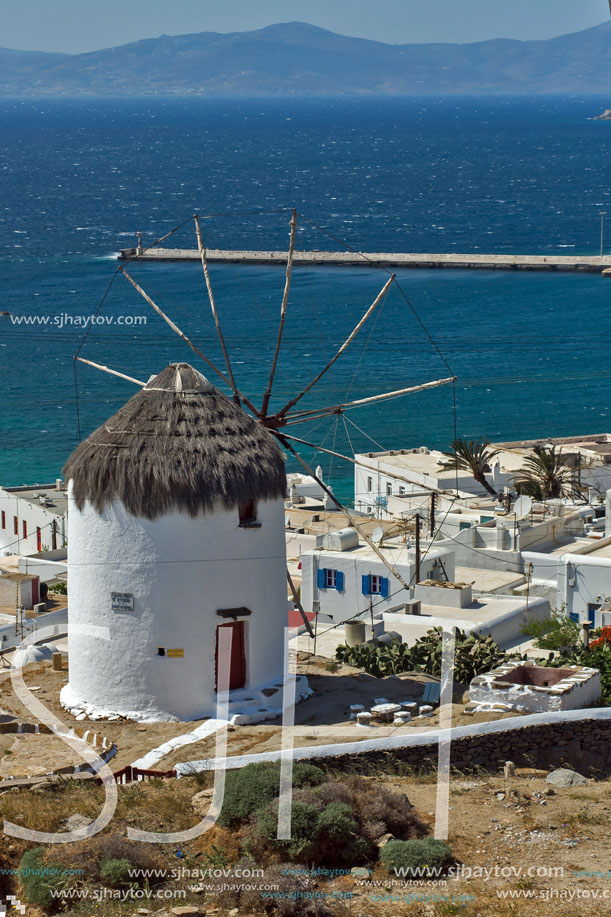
top-left (1, 20), bottom-right (611, 96)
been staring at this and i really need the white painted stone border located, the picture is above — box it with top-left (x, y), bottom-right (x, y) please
top-left (131, 719), bottom-right (228, 770)
top-left (174, 706), bottom-right (611, 774)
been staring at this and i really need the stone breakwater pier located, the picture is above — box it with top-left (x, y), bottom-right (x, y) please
top-left (119, 247), bottom-right (611, 274)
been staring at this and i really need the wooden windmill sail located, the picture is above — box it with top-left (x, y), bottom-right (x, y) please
top-left (75, 211), bottom-right (456, 627)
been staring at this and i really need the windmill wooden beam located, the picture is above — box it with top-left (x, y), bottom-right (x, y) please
top-left (195, 214), bottom-right (241, 404)
top-left (75, 357), bottom-right (146, 387)
top-left (261, 210), bottom-right (297, 418)
top-left (119, 265), bottom-right (261, 417)
top-left (265, 274), bottom-right (395, 427)
top-left (280, 376), bottom-right (456, 426)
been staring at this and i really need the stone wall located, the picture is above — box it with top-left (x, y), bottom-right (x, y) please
top-left (310, 716), bottom-right (611, 777)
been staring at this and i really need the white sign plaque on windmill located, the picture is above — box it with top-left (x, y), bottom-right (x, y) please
top-left (111, 591), bottom-right (134, 613)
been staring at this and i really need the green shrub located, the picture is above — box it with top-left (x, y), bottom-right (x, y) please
top-left (256, 796), bottom-right (372, 865)
top-left (18, 847), bottom-right (65, 909)
top-left (241, 775), bottom-right (427, 868)
top-left (380, 838), bottom-right (454, 876)
top-left (257, 801), bottom-right (319, 859)
top-left (543, 643), bottom-right (611, 704)
top-left (316, 801), bottom-right (358, 838)
top-left (522, 610), bottom-right (581, 650)
top-left (336, 627), bottom-right (515, 681)
top-left (218, 761), bottom-right (325, 827)
top-left (99, 857), bottom-right (132, 888)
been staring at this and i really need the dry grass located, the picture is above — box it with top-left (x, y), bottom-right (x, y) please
top-left (0, 776), bottom-right (200, 836)
top-left (1, 772), bottom-right (610, 917)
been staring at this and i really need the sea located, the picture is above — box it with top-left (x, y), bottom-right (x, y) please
top-left (1, 94), bottom-right (611, 502)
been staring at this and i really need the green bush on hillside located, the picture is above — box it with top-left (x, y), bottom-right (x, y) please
top-left (218, 761), bottom-right (325, 827)
top-left (99, 857), bottom-right (132, 888)
top-left (522, 610), bottom-right (581, 650)
top-left (380, 837), bottom-right (454, 876)
top-left (18, 847), bottom-right (66, 910)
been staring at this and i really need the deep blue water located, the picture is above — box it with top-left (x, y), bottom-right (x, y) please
top-left (1, 95), bottom-right (611, 500)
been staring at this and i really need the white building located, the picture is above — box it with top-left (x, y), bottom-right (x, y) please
top-left (295, 578), bottom-right (549, 656)
top-left (353, 447), bottom-right (513, 517)
top-left (557, 543), bottom-right (611, 628)
top-left (493, 433), bottom-right (611, 500)
top-left (0, 483), bottom-right (67, 556)
top-left (286, 468), bottom-right (334, 510)
top-left (354, 434), bottom-right (611, 520)
top-left (383, 583), bottom-right (549, 651)
top-left (300, 531), bottom-right (455, 626)
top-left (60, 363), bottom-right (290, 722)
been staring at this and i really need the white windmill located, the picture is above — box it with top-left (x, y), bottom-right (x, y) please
top-left (65, 211), bottom-right (455, 721)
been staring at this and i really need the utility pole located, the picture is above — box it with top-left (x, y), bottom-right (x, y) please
top-left (415, 513), bottom-right (421, 586)
top-left (601, 211), bottom-right (607, 259)
top-left (430, 493), bottom-right (436, 538)
top-left (51, 518), bottom-right (57, 551)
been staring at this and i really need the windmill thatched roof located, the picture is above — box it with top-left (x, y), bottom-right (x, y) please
top-left (64, 363), bottom-right (286, 520)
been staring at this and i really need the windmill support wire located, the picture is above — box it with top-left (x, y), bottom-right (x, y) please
top-left (277, 436), bottom-right (413, 594)
top-left (279, 431), bottom-right (451, 498)
top-left (118, 266), bottom-right (260, 416)
top-left (281, 376), bottom-right (456, 425)
top-left (194, 214), bottom-right (240, 402)
top-left (276, 274), bottom-right (395, 419)
top-left (75, 357), bottom-right (146, 387)
top-left (261, 209), bottom-right (298, 418)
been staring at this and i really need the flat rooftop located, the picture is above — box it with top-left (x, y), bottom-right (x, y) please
top-left (527, 535), bottom-right (596, 557)
top-left (313, 540), bottom-right (452, 565)
top-left (296, 593), bottom-right (545, 656)
top-left (561, 539), bottom-right (611, 561)
top-left (5, 485), bottom-right (68, 517)
top-left (493, 433), bottom-right (611, 450)
top-left (357, 447), bottom-right (524, 479)
top-left (454, 566), bottom-right (526, 594)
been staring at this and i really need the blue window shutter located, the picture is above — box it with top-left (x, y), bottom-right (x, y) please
top-left (380, 577), bottom-right (389, 598)
top-left (317, 568), bottom-right (326, 589)
top-left (362, 574), bottom-right (371, 596)
top-left (335, 571), bottom-right (344, 592)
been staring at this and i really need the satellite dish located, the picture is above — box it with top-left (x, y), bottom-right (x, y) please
top-left (372, 526), bottom-right (384, 544)
top-left (514, 496), bottom-right (533, 519)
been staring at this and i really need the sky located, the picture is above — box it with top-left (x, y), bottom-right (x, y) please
top-left (2, 0), bottom-right (610, 53)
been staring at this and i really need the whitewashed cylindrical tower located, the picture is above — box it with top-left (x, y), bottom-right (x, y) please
top-left (60, 363), bottom-right (288, 721)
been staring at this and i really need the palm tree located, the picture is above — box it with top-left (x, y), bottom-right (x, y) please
top-left (513, 444), bottom-right (577, 501)
top-left (440, 437), bottom-right (500, 497)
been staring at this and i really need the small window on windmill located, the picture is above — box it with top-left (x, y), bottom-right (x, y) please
top-left (238, 499), bottom-right (260, 528)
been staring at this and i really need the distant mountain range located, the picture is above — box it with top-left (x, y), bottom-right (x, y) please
top-left (1, 20), bottom-right (611, 96)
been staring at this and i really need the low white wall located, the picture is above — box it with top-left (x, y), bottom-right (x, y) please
top-left (470, 664), bottom-right (601, 713)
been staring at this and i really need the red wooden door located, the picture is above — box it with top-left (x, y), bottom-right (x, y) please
top-left (215, 621), bottom-right (246, 691)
